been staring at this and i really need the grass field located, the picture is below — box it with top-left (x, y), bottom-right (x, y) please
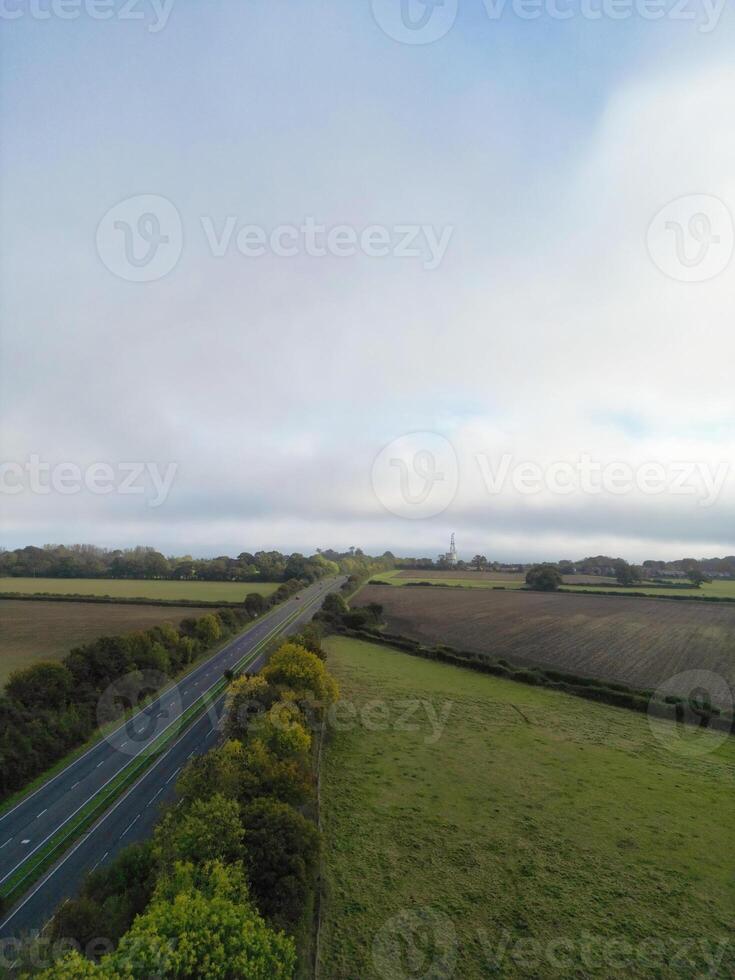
top-left (0, 577), bottom-right (278, 602)
top-left (373, 569), bottom-right (735, 600)
top-left (319, 636), bottom-right (735, 979)
top-left (0, 599), bottom-right (214, 687)
top-left (356, 583), bottom-right (735, 707)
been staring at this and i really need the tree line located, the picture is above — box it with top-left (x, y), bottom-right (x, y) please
top-left (0, 545), bottom-right (336, 583)
top-left (27, 634), bottom-right (339, 978)
top-left (0, 581), bottom-right (305, 802)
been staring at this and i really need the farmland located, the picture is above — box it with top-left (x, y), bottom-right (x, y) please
top-left (356, 583), bottom-right (735, 705)
top-left (318, 636), bottom-right (735, 979)
top-left (374, 569), bottom-right (735, 599)
top-left (0, 599), bottom-right (214, 687)
top-left (0, 577), bottom-right (278, 603)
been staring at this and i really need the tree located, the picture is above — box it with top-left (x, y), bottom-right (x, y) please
top-left (242, 798), bottom-right (320, 929)
top-left (614, 560), bottom-right (641, 587)
top-left (471, 555), bottom-right (488, 572)
top-left (195, 613), bottom-right (222, 646)
top-left (240, 739), bottom-right (313, 807)
top-left (262, 643), bottom-right (339, 705)
top-left (38, 862), bottom-right (296, 979)
top-left (153, 794), bottom-right (244, 868)
top-left (525, 564), bottom-right (562, 592)
top-left (175, 740), bottom-right (248, 805)
top-left (224, 675), bottom-right (280, 742)
top-left (6, 662), bottom-right (73, 711)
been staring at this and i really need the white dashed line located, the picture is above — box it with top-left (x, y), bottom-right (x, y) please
top-left (165, 767), bottom-right (181, 785)
top-left (36, 810), bottom-right (47, 819)
top-left (121, 814), bottom-right (140, 837)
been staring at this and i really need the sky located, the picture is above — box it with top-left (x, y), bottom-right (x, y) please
top-left (1, 0), bottom-right (734, 562)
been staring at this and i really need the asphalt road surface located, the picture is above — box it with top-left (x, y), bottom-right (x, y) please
top-left (0, 576), bottom-right (343, 941)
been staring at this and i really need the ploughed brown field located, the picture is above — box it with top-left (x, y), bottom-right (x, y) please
top-left (0, 600), bottom-right (215, 687)
top-left (394, 569), bottom-right (617, 585)
top-left (357, 584), bottom-right (735, 704)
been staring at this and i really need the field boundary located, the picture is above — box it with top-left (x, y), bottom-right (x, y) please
top-left (0, 593), bottom-right (248, 608)
top-left (369, 579), bottom-right (735, 604)
top-left (335, 627), bottom-right (735, 735)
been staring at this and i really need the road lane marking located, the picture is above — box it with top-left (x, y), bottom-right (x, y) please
top-left (0, 581), bottom-right (338, 897)
top-left (121, 815), bottom-right (140, 837)
top-left (165, 767), bottom-right (181, 785)
top-left (35, 810), bottom-right (47, 819)
top-left (0, 839), bottom-right (11, 849)
top-left (0, 593), bottom-right (297, 827)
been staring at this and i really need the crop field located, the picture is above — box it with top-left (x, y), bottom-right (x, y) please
top-left (0, 577), bottom-right (278, 602)
top-left (356, 583), bottom-right (735, 705)
top-left (0, 599), bottom-right (214, 687)
top-left (319, 636), bottom-right (735, 979)
top-left (375, 569), bottom-right (735, 599)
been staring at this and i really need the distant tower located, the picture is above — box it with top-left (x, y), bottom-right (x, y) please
top-left (448, 533), bottom-right (458, 566)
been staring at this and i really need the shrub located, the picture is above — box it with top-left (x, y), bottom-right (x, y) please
top-left (525, 564), bottom-right (563, 592)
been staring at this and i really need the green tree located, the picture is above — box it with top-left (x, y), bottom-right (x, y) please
top-left (195, 613), bottom-right (222, 645)
top-left (614, 560), bottom-right (641, 587)
top-left (242, 798), bottom-right (320, 929)
top-left (153, 794), bottom-right (244, 868)
top-left (36, 862), bottom-right (296, 979)
top-left (471, 555), bottom-right (488, 571)
top-left (525, 564), bottom-right (563, 592)
top-left (262, 643), bottom-right (339, 705)
top-left (6, 661), bottom-right (73, 711)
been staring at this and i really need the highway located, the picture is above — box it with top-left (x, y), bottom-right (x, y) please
top-left (0, 576), bottom-right (342, 939)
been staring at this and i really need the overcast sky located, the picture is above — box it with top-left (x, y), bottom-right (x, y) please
top-left (1, 0), bottom-right (733, 562)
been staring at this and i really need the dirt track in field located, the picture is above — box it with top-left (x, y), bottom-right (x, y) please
top-left (357, 584), bottom-right (735, 705)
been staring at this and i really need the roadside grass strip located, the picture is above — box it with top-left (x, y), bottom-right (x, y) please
top-left (0, 586), bottom-right (327, 908)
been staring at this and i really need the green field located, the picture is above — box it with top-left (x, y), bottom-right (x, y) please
top-left (0, 577), bottom-right (278, 602)
top-left (0, 600), bottom-right (215, 687)
top-left (319, 636), bottom-right (735, 979)
top-left (372, 569), bottom-right (735, 600)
